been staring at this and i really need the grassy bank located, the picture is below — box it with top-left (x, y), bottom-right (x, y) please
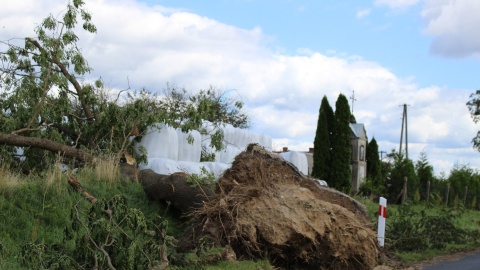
top-left (0, 164), bottom-right (271, 269)
top-left (4, 161), bottom-right (478, 269)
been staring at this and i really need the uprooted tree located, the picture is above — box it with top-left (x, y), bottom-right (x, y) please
top-left (179, 144), bottom-right (380, 269)
top-left (0, 0), bottom-right (249, 172)
top-left (1, 2), bottom-right (382, 269)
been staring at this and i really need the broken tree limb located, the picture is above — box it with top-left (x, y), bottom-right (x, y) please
top-left (67, 176), bottom-right (97, 203)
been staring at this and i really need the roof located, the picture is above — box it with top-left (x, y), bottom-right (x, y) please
top-left (350, 123), bottom-right (366, 139)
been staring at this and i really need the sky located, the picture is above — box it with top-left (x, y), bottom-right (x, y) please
top-left (1, 0), bottom-right (480, 176)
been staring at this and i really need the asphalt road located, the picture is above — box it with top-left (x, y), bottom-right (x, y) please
top-left (422, 252), bottom-right (480, 270)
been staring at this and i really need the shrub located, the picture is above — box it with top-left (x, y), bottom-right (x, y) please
top-left (388, 204), bottom-right (467, 251)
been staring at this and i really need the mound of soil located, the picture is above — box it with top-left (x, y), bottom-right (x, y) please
top-left (180, 144), bottom-right (380, 269)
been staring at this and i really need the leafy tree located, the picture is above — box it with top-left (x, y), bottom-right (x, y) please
top-left (386, 151), bottom-right (417, 203)
top-left (415, 151), bottom-right (435, 201)
top-left (447, 164), bottom-right (480, 207)
top-left (329, 94), bottom-right (352, 193)
top-left (190, 87), bottom-right (250, 129)
top-left (0, 1), bottom-right (249, 170)
top-left (467, 89), bottom-right (480, 150)
top-left (312, 96), bottom-right (332, 180)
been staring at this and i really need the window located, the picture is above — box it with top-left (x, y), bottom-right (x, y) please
top-left (360, 145), bottom-right (365, 161)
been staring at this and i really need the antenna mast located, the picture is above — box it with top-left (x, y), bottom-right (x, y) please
top-left (350, 90), bottom-right (357, 113)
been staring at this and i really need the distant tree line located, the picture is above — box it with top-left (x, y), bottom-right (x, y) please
top-left (310, 88), bottom-right (480, 209)
top-left (360, 147), bottom-right (480, 209)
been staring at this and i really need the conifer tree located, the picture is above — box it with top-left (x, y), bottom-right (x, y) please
top-left (415, 152), bottom-right (434, 201)
top-left (324, 97), bottom-right (335, 151)
top-left (366, 137), bottom-right (381, 184)
top-left (312, 96), bottom-right (332, 179)
top-left (330, 94), bottom-right (352, 193)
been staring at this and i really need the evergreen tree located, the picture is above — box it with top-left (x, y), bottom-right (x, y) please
top-left (324, 97), bottom-right (335, 151)
top-left (415, 152), bottom-right (435, 201)
top-left (312, 96), bottom-right (331, 179)
top-left (366, 137), bottom-right (381, 184)
top-left (330, 94), bottom-right (352, 193)
top-left (387, 151), bottom-right (417, 203)
top-left (359, 138), bottom-right (386, 196)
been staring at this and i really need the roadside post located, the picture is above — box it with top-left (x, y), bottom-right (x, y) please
top-left (377, 197), bottom-right (387, 247)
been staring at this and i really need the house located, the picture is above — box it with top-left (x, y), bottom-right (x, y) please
top-left (281, 122), bottom-right (367, 192)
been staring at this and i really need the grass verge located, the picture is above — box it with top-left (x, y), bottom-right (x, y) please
top-left (358, 196), bottom-right (480, 263)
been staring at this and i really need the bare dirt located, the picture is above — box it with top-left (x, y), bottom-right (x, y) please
top-left (179, 144), bottom-right (381, 269)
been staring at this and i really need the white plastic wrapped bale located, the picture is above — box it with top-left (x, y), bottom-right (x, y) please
top-left (135, 124), bottom-right (178, 160)
top-left (258, 133), bottom-right (273, 150)
top-left (215, 145), bottom-right (242, 164)
top-left (201, 135), bottom-right (216, 161)
top-left (14, 147), bottom-right (25, 161)
top-left (201, 162), bottom-right (231, 178)
top-left (177, 129), bottom-right (201, 162)
top-left (234, 128), bottom-right (251, 149)
top-left (139, 158), bottom-right (181, 175)
top-left (222, 125), bottom-right (255, 150)
top-left (221, 124), bottom-right (236, 147)
top-left (278, 151), bottom-right (308, 175)
top-left (177, 161), bottom-right (206, 175)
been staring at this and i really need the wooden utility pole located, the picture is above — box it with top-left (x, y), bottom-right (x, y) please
top-left (399, 104), bottom-right (409, 159)
top-left (402, 176), bottom-right (408, 204)
top-left (445, 184), bottom-right (450, 206)
top-left (379, 150), bottom-right (387, 160)
top-left (426, 181), bottom-right (431, 204)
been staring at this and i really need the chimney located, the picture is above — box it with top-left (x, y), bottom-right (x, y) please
top-left (282, 147), bottom-right (288, 152)
top-left (309, 147), bottom-right (314, 153)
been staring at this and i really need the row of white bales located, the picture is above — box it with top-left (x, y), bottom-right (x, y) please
top-left (135, 122), bottom-right (309, 178)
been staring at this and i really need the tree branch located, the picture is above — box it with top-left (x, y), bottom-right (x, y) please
top-left (0, 132), bottom-right (96, 165)
top-left (26, 38), bottom-right (96, 122)
top-left (67, 176), bottom-right (97, 203)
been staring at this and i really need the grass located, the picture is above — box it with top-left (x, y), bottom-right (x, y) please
top-left (4, 163), bottom-right (480, 269)
top-left (357, 196), bottom-right (480, 263)
top-left (0, 161), bottom-right (272, 269)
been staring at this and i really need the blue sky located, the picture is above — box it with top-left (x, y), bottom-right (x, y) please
top-left (145, 0), bottom-right (478, 89)
top-left (2, 0), bottom-right (480, 175)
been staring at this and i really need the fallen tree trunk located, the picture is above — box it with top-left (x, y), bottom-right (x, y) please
top-left (139, 170), bottom-right (215, 212)
top-left (119, 163), bottom-right (215, 212)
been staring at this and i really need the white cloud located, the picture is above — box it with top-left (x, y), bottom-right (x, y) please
top-left (356, 8), bottom-right (371, 19)
top-left (375, 0), bottom-right (420, 9)
top-left (422, 0), bottom-right (480, 58)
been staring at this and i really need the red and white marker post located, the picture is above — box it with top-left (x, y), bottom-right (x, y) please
top-left (377, 197), bottom-right (387, 247)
